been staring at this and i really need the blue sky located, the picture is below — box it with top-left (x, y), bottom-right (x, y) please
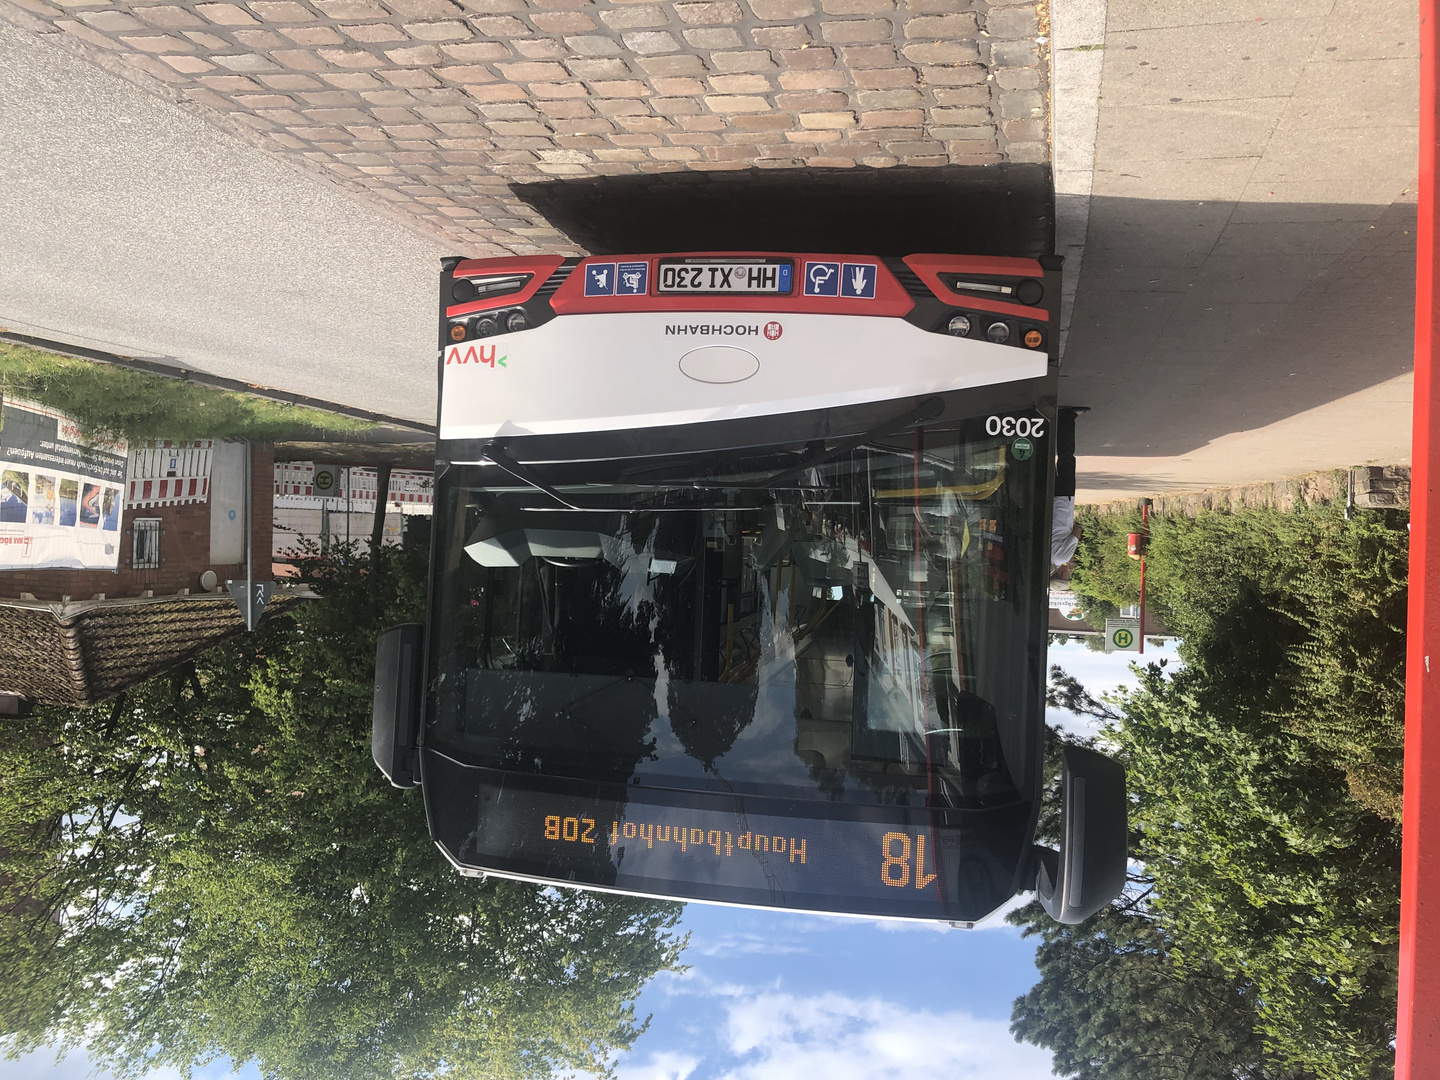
top-left (600, 638), bottom-right (1183, 1080)
top-left (4, 639), bottom-right (1176, 1080)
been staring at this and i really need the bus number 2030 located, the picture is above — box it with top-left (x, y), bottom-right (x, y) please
top-left (985, 415), bottom-right (1045, 438)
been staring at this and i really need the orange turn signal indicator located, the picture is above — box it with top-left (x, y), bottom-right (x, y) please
top-left (1024, 329), bottom-right (1044, 348)
top-left (449, 323), bottom-right (468, 342)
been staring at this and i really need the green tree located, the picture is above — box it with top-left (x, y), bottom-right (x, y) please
top-left (1109, 662), bottom-right (1399, 1080)
top-left (1009, 898), bottom-right (1314, 1080)
top-left (1028, 596), bottom-right (1401, 1080)
top-left (1070, 505), bottom-right (1143, 622)
top-left (1070, 503), bottom-right (1407, 820)
top-left (0, 542), bottom-right (685, 1080)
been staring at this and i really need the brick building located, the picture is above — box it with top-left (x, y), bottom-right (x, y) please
top-left (0, 443), bottom-right (274, 603)
top-left (0, 442), bottom-right (297, 710)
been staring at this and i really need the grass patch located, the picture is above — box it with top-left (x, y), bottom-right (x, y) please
top-left (0, 341), bottom-right (375, 443)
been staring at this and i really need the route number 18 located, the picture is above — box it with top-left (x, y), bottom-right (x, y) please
top-left (880, 831), bottom-right (939, 890)
top-left (985, 415), bottom-right (1045, 438)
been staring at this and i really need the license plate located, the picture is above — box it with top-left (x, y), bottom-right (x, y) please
top-left (658, 260), bottom-right (793, 294)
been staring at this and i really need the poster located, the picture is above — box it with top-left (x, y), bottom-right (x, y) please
top-left (0, 397), bottom-right (128, 570)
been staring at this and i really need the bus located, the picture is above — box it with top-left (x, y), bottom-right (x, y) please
top-left (371, 251), bottom-right (1127, 927)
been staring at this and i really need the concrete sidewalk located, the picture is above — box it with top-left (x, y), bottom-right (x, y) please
top-left (1060, 0), bottom-right (1419, 502)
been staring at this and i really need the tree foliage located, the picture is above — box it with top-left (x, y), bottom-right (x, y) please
top-left (1009, 897), bottom-right (1314, 1080)
top-left (0, 541), bottom-right (684, 1080)
top-left (1073, 504), bottom-right (1406, 819)
top-left (1016, 504), bottom-right (1406, 1080)
top-left (1069, 504), bottom-right (1143, 622)
top-left (1111, 663), bottom-right (1398, 1080)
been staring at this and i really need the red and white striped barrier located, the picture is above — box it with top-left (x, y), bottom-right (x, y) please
top-left (274, 462), bottom-right (433, 513)
top-left (126, 440), bottom-right (213, 508)
top-left (275, 461), bottom-right (319, 499)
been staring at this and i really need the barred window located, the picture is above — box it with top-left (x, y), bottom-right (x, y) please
top-left (132, 518), bottom-right (162, 569)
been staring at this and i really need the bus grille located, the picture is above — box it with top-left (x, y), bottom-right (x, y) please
top-left (536, 260), bottom-right (580, 299)
top-left (886, 259), bottom-right (931, 301)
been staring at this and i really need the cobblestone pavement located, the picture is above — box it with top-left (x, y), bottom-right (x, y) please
top-left (0, 0), bottom-right (1051, 255)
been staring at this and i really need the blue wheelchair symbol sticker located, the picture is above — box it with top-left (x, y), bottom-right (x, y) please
top-left (584, 263), bottom-right (617, 296)
top-left (803, 261), bottom-right (841, 297)
top-left (840, 263), bottom-right (877, 299)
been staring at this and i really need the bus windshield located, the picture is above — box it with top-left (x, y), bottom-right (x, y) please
top-left (426, 403), bottom-right (1050, 811)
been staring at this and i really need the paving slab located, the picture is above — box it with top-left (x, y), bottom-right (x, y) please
top-left (0, 0), bottom-right (1057, 418)
top-left (1063, 0), bottom-right (1419, 501)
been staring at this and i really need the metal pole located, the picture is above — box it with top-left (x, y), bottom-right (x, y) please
top-left (1138, 501), bottom-right (1148, 655)
top-left (1398, 0), bottom-right (1440, 1065)
top-left (244, 441), bottom-right (253, 631)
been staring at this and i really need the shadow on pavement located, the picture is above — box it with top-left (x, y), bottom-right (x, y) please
top-left (510, 164), bottom-right (1054, 258)
top-left (1068, 196), bottom-right (1414, 462)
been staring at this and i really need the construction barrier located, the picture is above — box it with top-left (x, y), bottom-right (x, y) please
top-left (126, 440), bottom-right (213, 508)
top-left (273, 462), bottom-right (434, 514)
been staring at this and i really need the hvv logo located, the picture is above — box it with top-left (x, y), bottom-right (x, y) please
top-left (445, 343), bottom-right (507, 367)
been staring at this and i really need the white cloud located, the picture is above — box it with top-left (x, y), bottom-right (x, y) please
top-left (0, 1045), bottom-right (95, 1080)
top-left (615, 1050), bottom-right (702, 1080)
top-left (0, 1043), bottom-right (253, 1080)
top-left (1046, 637), bottom-right (1183, 740)
top-left (690, 931), bottom-right (810, 958)
top-left (710, 990), bottom-right (1052, 1080)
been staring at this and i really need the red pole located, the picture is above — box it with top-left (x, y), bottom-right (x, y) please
top-left (1138, 502), bottom-right (1148, 655)
top-left (1397, 0), bottom-right (1440, 1068)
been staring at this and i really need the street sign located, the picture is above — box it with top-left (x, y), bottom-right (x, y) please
top-left (227, 578), bottom-right (276, 631)
top-left (313, 466), bottom-right (342, 497)
top-left (1105, 618), bottom-right (1141, 652)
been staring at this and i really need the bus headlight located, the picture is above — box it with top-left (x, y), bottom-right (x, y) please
top-left (986, 321), bottom-right (1010, 344)
top-left (947, 315), bottom-right (972, 337)
top-left (506, 311), bottom-right (529, 333)
top-left (474, 316), bottom-right (499, 338)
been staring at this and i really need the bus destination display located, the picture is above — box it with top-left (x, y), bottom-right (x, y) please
top-left (438, 773), bottom-right (1024, 922)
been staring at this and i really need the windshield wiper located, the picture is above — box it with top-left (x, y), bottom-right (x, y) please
top-left (692, 396), bottom-right (946, 490)
top-left (481, 444), bottom-right (597, 510)
top-left (480, 445), bottom-right (766, 511)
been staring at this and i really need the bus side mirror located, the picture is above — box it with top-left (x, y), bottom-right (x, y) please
top-left (372, 623), bottom-right (424, 789)
top-left (1033, 746), bottom-right (1128, 924)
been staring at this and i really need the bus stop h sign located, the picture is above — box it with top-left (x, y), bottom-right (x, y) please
top-left (1105, 619), bottom-right (1141, 652)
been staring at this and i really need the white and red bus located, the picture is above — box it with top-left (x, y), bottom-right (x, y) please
top-left (372, 251), bottom-right (1126, 927)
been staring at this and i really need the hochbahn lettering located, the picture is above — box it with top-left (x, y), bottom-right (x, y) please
top-left (664, 324), bottom-right (762, 336)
